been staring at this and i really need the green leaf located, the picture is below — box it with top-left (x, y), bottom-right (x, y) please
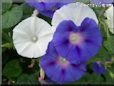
top-left (2, 31), bottom-right (13, 50)
top-left (93, 7), bottom-right (109, 38)
top-left (2, 43), bottom-right (12, 49)
top-left (16, 74), bottom-right (29, 85)
top-left (2, 31), bottom-right (12, 43)
top-left (39, 14), bottom-right (51, 25)
top-left (75, 73), bottom-right (104, 84)
top-left (3, 60), bottom-right (22, 79)
top-left (21, 3), bottom-right (34, 19)
top-left (88, 73), bottom-right (104, 83)
top-left (99, 21), bottom-right (107, 38)
top-left (76, 0), bottom-right (90, 4)
top-left (2, 5), bottom-right (23, 29)
top-left (92, 7), bottom-right (106, 18)
top-left (104, 36), bottom-right (114, 55)
top-left (98, 16), bottom-right (109, 38)
top-left (95, 47), bottom-right (110, 61)
top-left (104, 69), bottom-right (114, 83)
top-left (107, 63), bottom-right (114, 77)
top-left (76, 73), bottom-right (90, 83)
top-left (89, 46), bottom-right (110, 63)
top-left (2, 0), bottom-right (12, 13)
top-left (105, 64), bottom-right (114, 83)
top-left (16, 73), bottom-right (38, 85)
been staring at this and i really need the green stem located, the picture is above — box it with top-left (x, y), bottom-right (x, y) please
top-left (107, 69), bottom-right (114, 79)
top-left (39, 64), bottom-right (45, 81)
top-left (99, 18), bottom-right (110, 38)
top-left (39, 67), bottom-right (45, 80)
top-left (28, 59), bottom-right (35, 68)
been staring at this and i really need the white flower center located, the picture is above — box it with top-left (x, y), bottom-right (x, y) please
top-left (58, 57), bottom-right (69, 67)
top-left (32, 36), bottom-right (38, 42)
top-left (69, 33), bottom-right (82, 45)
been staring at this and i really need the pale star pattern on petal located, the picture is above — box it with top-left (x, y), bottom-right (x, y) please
top-left (104, 5), bottom-right (114, 34)
top-left (52, 2), bottom-right (98, 30)
top-left (13, 16), bottom-right (53, 58)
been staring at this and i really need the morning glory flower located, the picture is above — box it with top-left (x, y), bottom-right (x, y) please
top-left (52, 18), bottom-right (102, 64)
top-left (104, 5), bottom-right (114, 34)
top-left (92, 61), bottom-right (106, 75)
top-left (52, 2), bottom-right (98, 29)
top-left (13, 16), bottom-right (53, 58)
top-left (40, 42), bottom-right (86, 84)
top-left (91, 0), bottom-right (114, 5)
top-left (26, 0), bottom-right (76, 18)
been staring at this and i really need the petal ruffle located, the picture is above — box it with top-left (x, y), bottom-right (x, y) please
top-left (40, 42), bottom-right (86, 84)
top-left (78, 18), bottom-right (102, 61)
top-left (52, 2), bottom-right (98, 28)
top-left (13, 17), bottom-right (52, 58)
top-left (26, 0), bottom-right (76, 18)
top-left (52, 18), bottom-right (102, 63)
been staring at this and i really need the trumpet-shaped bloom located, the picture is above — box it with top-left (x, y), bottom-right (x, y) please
top-left (13, 16), bottom-right (53, 58)
top-left (104, 5), bottom-right (114, 34)
top-left (52, 2), bottom-right (98, 29)
top-left (91, 0), bottom-right (114, 5)
top-left (26, 0), bottom-right (76, 18)
top-left (40, 42), bottom-right (86, 84)
top-left (92, 61), bottom-right (106, 75)
top-left (52, 18), bottom-right (102, 64)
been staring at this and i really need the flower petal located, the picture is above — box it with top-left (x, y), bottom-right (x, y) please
top-left (40, 42), bottom-right (86, 84)
top-left (54, 20), bottom-right (78, 33)
top-left (52, 2), bottom-right (98, 28)
top-left (52, 18), bottom-right (102, 63)
top-left (53, 20), bottom-right (78, 46)
top-left (26, 0), bottom-right (76, 18)
top-left (13, 16), bottom-right (52, 58)
top-left (38, 34), bottom-right (53, 55)
top-left (78, 18), bottom-right (102, 62)
top-left (81, 18), bottom-right (102, 45)
top-left (92, 62), bottom-right (106, 75)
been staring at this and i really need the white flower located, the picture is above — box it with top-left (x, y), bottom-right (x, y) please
top-left (52, 2), bottom-right (98, 29)
top-left (104, 5), bottom-right (114, 34)
top-left (13, 16), bottom-right (53, 58)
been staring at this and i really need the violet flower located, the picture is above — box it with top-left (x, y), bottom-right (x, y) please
top-left (26, 0), bottom-right (76, 18)
top-left (92, 61), bottom-right (106, 75)
top-left (52, 18), bottom-right (102, 64)
top-left (40, 42), bottom-right (86, 84)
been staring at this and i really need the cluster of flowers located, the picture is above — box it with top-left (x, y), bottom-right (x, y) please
top-left (13, 0), bottom-right (114, 84)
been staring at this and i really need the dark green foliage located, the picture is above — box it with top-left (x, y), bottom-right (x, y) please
top-left (2, 0), bottom-right (114, 85)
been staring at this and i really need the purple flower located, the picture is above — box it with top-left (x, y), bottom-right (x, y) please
top-left (92, 61), bottom-right (106, 75)
top-left (52, 18), bottom-right (102, 64)
top-left (26, 0), bottom-right (76, 18)
top-left (40, 42), bottom-right (86, 84)
top-left (91, 0), bottom-right (114, 5)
